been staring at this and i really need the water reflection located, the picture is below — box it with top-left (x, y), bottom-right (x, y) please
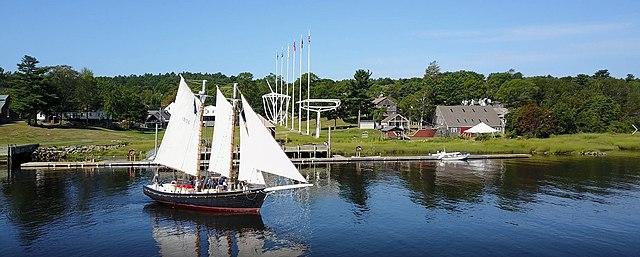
top-left (2, 157), bottom-right (640, 256)
top-left (145, 204), bottom-right (306, 257)
top-left (1, 167), bottom-right (146, 246)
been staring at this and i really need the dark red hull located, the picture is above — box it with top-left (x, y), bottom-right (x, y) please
top-left (143, 185), bottom-right (267, 214)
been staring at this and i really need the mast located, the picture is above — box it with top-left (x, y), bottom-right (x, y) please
top-left (195, 80), bottom-right (207, 183)
top-left (229, 83), bottom-right (239, 187)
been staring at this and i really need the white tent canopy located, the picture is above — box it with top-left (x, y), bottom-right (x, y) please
top-left (465, 122), bottom-right (499, 134)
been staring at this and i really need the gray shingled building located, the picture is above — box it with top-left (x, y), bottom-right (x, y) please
top-left (434, 105), bottom-right (504, 136)
top-left (372, 95), bottom-right (399, 117)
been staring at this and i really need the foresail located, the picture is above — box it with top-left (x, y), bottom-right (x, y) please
top-left (239, 95), bottom-right (307, 183)
top-left (238, 116), bottom-right (266, 185)
top-left (207, 87), bottom-right (234, 177)
top-left (153, 76), bottom-right (202, 177)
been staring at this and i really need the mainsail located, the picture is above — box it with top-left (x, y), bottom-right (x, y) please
top-left (238, 95), bottom-right (308, 183)
top-left (207, 87), bottom-right (234, 177)
top-left (153, 76), bottom-right (203, 177)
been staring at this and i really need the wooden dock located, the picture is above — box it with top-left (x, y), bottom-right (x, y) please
top-left (200, 144), bottom-right (330, 160)
top-left (19, 153), bottom-right (531, 169)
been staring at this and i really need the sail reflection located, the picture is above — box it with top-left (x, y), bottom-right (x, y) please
top-left (145, 204), bottom-right (306, 257)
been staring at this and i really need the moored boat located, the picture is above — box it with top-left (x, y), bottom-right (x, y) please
top-left (432, 150), bottom-right (470, 161)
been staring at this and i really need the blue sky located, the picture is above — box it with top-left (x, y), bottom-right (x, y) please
top-left (1, 0), bottom-right (639, 79)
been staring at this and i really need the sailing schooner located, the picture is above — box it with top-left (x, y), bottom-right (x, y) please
top-left (143, 76), bottom-right (312, 214)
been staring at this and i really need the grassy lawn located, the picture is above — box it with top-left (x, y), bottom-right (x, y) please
top-left (278, 124), bottom-right (640, 156)
top-left (2, 120), bottom-right (639, 161)
top-left (0, 121), bottom-right (161, 160)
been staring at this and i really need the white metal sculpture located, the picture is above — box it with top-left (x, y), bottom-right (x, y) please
top-left (262, 91), bottom-right (290, 125)
top-left (298, 99), bottom-right (341, 138)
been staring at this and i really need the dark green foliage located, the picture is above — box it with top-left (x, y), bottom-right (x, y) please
top-left (9, 56), bottom-right (53, 125)
top-left (2, 55), bottom-right (637, 136)
top-left (102, 84), bottom-right (147, 122)
top-left (495, 79), bottom-right (539, 107)
top-left (432, 70), bottom-right (485, 105)
top-left (507, 104), bottom-right (557, 138)
top-left (341, 69), bottom-right (374, 119)
top-left (424, 61), bottom-right (440, 81)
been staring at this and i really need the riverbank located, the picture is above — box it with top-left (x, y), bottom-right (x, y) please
top-left (2, 121), bottom-right (639, 161)
top-left (0, 121), bottom-right (159, 160)
top-left (280, 127), bottom-right (640, 156)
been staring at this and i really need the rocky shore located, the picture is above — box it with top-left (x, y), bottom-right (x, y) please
top-left (32, 144), bottom-right (127, 161)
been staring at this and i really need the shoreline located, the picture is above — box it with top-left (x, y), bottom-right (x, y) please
top-left (20, 153), bottom-right (532, 169)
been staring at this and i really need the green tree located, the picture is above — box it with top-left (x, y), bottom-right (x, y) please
top-left (76, 68), bottom-right (101, 122)
top-left (576, 94), bottom-right (621, 132)
top-left (103, 85), bottom-right (147, 123)
top-left (626, 73), bottom-right (636, 82)
top-left (399, 87), bottom-right (434, 125)
top-left (9, 55), bottom-right (52, 125)
top-left (432, 71), bottom-right (485, 105)
top-left (342, 69), bottom-right (374, 119)
top-left (424, 60), bottom-right (440, 80)
top-left (44, 65), bottom-right (81, 113)
top-left (551, 101), bottom-right (577, 134)
top-left (508, 104), bottom-right (557, 138)
top-left (495, 79), bottom-right (539, 107)
top-left (593, 69), bottom-right (610, 79)
top-left (486, 70), bottom-right (523, 98)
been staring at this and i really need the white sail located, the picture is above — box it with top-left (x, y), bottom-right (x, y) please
top-left (207, 87), bottom-right (234, 177)
top-left (153, 76), bottom-right (202, 177)
top-left (239, 95), bottom-right (307, 183)
top-left (238, 116), bottom-right (266, 185)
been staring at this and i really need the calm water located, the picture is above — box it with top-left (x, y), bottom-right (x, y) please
top-left (1, 157), bottom-right (640, 257)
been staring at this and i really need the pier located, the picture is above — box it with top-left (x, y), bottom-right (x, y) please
top-left (19, 153), bottom-right (531, 170)
top-left (200, 144), bottom-right (330, 160)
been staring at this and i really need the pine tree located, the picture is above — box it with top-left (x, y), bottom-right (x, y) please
top-left (10, 55), bottom-right (49, 125)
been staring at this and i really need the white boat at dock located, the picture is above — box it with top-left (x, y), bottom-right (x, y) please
top-left (432, 150), bottom-right (470, 161)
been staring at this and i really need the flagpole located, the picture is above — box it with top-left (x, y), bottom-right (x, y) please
top-left (276, 48), bottom-right (284, 124)
top-left (298, 35), bottom-right (303, 133)
top-left (291, 40), bottom-right (296, 130)
top-left (286, 45), bottom-right (290, 127)
top-left (306, 30), bottom-right (311, 135)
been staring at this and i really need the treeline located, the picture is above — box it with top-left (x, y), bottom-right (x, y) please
top-left (1, 56), bottom-right (638, 137)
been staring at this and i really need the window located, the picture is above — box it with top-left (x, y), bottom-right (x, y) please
top-left (464, 119), bottom-right (467, 123)
top-left (472, 109), bottom-right (476, 112)
top-left (462, 109), bottom-right (466, 112)
top-left (484, 109), bottom-right (487, 112)
top-left (450, 109), bottom-right (453, 112)
top-left (456, 119), bottom-right (460, 123)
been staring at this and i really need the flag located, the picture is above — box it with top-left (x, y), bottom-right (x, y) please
top-left (293, 41), bottom-right (296, 51)
top-left (308, 34), bottom-right (311, 43)
top-left (301, 38), bottom-right (304, 49)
